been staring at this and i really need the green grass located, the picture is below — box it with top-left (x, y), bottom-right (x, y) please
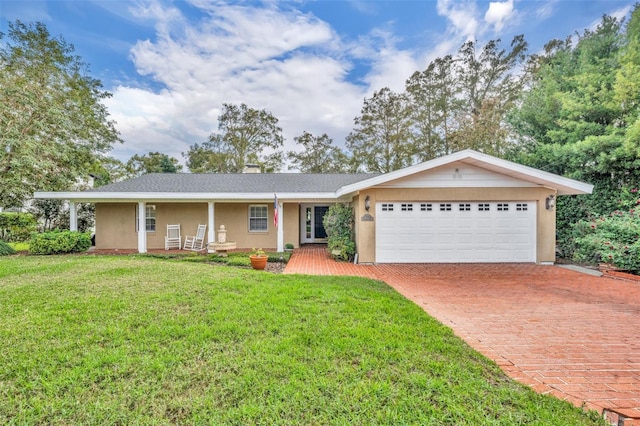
top-left (0, 256), bottom-right (605, 425)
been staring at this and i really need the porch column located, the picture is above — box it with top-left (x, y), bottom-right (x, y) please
top-left (208, 202), bottom-right (215, 243)
top-left (137, 201), bottom-right (147, 253)
top-left (277, 200), bottom-right (284, 252)
top-left (69, 201), bottom-right (78, 232)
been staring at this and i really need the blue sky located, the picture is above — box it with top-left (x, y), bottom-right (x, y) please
top-left (0, 0), bottom-right (635, 167)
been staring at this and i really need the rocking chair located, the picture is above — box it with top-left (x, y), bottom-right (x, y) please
top-left (165, 224), bottom-right (181, 250)
top-left (184, 224), bottom-right (206, 251)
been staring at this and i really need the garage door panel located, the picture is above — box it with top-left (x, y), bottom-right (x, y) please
top-left (376, 201), bottom-right (536, 263)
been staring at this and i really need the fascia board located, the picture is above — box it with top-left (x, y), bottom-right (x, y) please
top-left (336, 149), bottom-right (594, 196)
top-left (33, 191), bottom-right (342, 201)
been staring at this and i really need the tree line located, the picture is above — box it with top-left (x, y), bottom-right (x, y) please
top-left (2, 7), bottom-right (640, 256)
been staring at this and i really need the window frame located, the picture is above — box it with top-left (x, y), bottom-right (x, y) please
top-left (248, 204), bottom-right (269, 233)
top-left (135, 205), bottom-right (156, 233)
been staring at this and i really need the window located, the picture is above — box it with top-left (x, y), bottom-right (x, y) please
top-left (401, 203), bottom-right (413, 211)
top-left (516, 203), bottom-right (528, 211)
top-left (420, 203), bottom-right (432, 212)
top-left (135, 205), bottom-right (156, 232)
top-left (440, 203), bottom-right (452, 211)
top-left (478, 203), bottom-right (490, 211)
top-left (497, 203), bottom-right (509, 211)
top-left (381, 203), bottom-right (394, 212)
top-left (249, 205), bottom-right (268, 232)
top-left (459, 203), bottom-right (471, 211)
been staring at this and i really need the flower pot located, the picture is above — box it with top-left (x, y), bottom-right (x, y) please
top-left (250, 255), bottom-right (268, 270)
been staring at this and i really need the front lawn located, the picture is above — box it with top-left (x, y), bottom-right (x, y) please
top-left (0, 256), bottom-right (604, 425)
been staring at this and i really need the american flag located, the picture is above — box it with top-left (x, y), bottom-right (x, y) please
top-left (273, 194), bottom-right (278, 228)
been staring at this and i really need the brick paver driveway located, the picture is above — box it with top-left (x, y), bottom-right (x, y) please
top-left (285, 246), bottom-right (640, 422)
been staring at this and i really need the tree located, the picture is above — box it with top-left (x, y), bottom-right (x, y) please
top-left (346, 88), bottom-right (414, 173)
top-left (126, 151), bottom-right (182, 176)
top-left (508, 10), bottom-right (639, 258)
top-left (0, 21), bottom-right (121, 208)
top-left (287, 131), bottom-right (351, 173)
top-left (451, 35), bottom-right (528, 155)
top-left (406, 55), bottom-right (461, 160)
top-left (184, 103), bottom-right (284, 173)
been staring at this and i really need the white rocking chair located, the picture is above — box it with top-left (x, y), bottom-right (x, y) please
top-left (184, 224), bottom-right (206, 251)
top-left (165, 224), bottom-right (181, 250)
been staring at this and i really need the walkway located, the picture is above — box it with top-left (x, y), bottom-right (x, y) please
top-left (284, 246), bottom-right (640, 424)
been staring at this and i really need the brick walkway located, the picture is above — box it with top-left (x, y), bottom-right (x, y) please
top-left (284, 246), bottom-right (640, 424)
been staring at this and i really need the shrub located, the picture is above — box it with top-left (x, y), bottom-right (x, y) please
top-left (0, 213), bottom-right (37, 242)
top-left (572, 209), bottom-right (640, 272)
top-left (323, 203), bottom-right (356, 261)
top-left (0, 240), bottom-right (17, 256)
top-left (29, 231), bottom-right (92, 255)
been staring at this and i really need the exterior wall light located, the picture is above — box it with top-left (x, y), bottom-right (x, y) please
top-left (364, 195), bottom-right (370, 212)
top-left (545, 194), bottom-right (556, 211)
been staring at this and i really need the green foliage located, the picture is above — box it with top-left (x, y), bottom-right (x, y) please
top-left (29, 230), bottom-right (91, 255)
top-left (346, 87), bottom-right (414, 173)
top-left (29, 199), bottom-right (94, 232)
top-left (323, 203), bottom-right (356, 261)
top-left (508, 7), bottom-right (640, 260)
top-left (0, 255), bottom-right (605, 425)
top-left (184, 103), bottom-right (284, 173)
top-left (287, 131), bottom-right (352, 173)
top-left (0, 21), bottom-right (121, 208)
top-left (126, 151), bottom-right (182, 176)
top-left (571, 207), bottom-right (640, 272)
top-left (0, 240), bottom-right (17, 256)
top-left (0, 212), bottom-right (37, 242)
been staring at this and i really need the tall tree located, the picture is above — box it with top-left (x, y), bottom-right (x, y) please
top-left (346, 88), bottom-right (414, 173)
top-left (406, 55), bottom-right (461, 160)
top-left (287, 131), bottom-right (351, 173)
top-left (451, 35), bottom-right (528, 155)
top-left (0, 21), bottom-right (121, 207)
top-left (184, 103), bottom-right (284, 173)
top-left (126, 151), bottom-right (182, 176)
top-left (508, 10), bottom-right (638, 257)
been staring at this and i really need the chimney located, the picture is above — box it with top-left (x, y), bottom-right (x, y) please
top-left (243, 164), bottom-right (261, 173)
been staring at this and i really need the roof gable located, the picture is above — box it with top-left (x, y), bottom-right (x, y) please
top-left (338, 149), bottom-right (593, 196)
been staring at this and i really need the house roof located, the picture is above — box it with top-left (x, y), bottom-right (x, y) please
top-left (35, 173), bottom-right (378, 202)
top-left (34, 150), bottom-right (593, 202)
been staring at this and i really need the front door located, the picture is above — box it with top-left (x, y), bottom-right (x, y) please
top-left (301, 205), bottom-right (330, 243)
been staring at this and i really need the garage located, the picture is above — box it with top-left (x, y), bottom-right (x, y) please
top-left (375, 201), bottom-right (537, 263)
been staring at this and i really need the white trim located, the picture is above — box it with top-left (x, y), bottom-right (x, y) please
top-left (248, 204), bottom-right (268, 233)
top-left (208, 202), bottom-right (215, 244)
top-left (277, 201), bottom-right (284, 252)
top-left (33, 191), bottom-right (341, 201)
top-left (337, 149), bottom-right (593, 197)
top-left (69, 202), bottom-right (77, 232)
top-left (137, 202), bottom-right (146, 254)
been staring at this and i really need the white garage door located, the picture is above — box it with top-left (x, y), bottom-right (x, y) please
top-left (376, 201), bottom-right (536, 263)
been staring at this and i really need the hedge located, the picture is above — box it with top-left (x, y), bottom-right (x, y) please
top-left (29, 231), bottom-right (92, 255)
top-left (0, 212), bottom-right (37, 242)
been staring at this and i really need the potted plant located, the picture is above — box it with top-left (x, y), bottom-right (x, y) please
top-left (284, 243), bottom-right (294, 252)
top-left (249, 248), bottom-right (268, 270)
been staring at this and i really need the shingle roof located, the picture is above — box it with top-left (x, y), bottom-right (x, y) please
top-left (86, 173), bottom-right (378, 194)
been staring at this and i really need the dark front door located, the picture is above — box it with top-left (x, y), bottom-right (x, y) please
top-left (314, 206), bottom-right (329, 239)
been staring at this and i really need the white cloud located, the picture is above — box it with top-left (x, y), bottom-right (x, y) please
top-left (107, 1), bottom-right (372, 165)
top-left (436, 0), bottom-right (479, 40)
top-left (484, 0), bottom-right (514, 32)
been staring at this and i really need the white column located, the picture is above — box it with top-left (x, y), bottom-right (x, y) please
top-left (208, 201), bottom-right (215, 243)
top-left (277, 200), bottom-right (284, 252)
top-left (69, 201), bottom-right (78, 232)
top-left (137, 201), bottom-right (147, 253)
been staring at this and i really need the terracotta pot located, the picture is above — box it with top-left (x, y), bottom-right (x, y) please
top-left (250, 255), bottom-right (268, 270)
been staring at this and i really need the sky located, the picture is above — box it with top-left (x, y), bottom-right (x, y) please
top-left (0, 0), bottom-right (635, 169)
